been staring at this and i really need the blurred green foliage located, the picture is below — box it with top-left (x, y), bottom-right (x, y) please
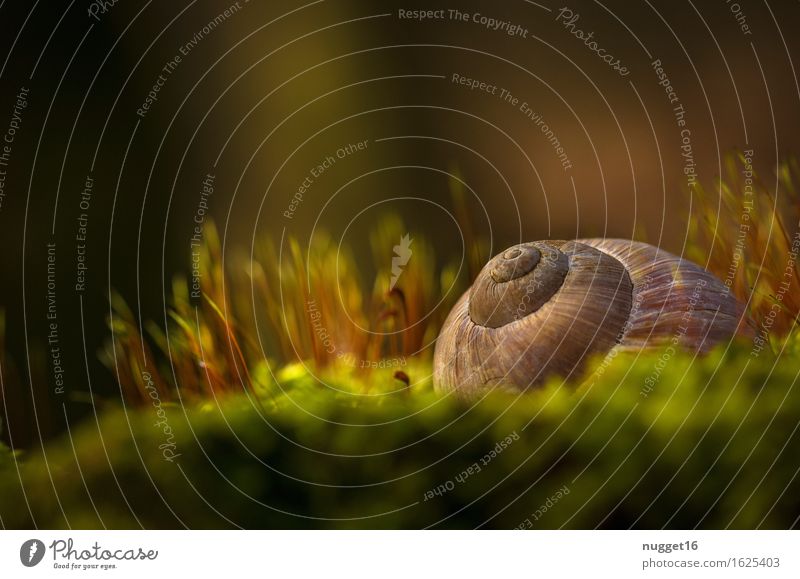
top-left (0, 436), bottom-right (13, 470)
top-left (1, 339), bottom-right (797, 529)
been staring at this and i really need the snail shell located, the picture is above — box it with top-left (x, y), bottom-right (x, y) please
top-left (433, 239), bottom-right (750, 397)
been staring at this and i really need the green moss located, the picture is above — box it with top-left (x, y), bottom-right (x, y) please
top-left (1, 340), bottom-right (797, 529)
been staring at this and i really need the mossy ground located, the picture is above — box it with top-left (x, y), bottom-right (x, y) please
top-left (1, 340), bottom-right (798, 529)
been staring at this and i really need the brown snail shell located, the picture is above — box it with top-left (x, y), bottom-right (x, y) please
top-left (433, 239), bottom-right (751, 397)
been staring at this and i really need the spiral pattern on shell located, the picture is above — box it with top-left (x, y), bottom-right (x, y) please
top-left (433, 239), bottom-right (751, 397)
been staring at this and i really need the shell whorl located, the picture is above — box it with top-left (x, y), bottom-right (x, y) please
top-left (433, 239), bottom-right (750, 398)
top-left (468, 241), bottom-right (569, 327)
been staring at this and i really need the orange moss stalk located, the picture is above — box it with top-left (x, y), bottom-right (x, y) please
top-left (687, 153), bottom-right (800, 342)
top-left (106, 213), bottom-right (474, 405)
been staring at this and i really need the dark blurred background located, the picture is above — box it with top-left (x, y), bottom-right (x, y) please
top-left (0, 0), bottom-right (798, 446)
